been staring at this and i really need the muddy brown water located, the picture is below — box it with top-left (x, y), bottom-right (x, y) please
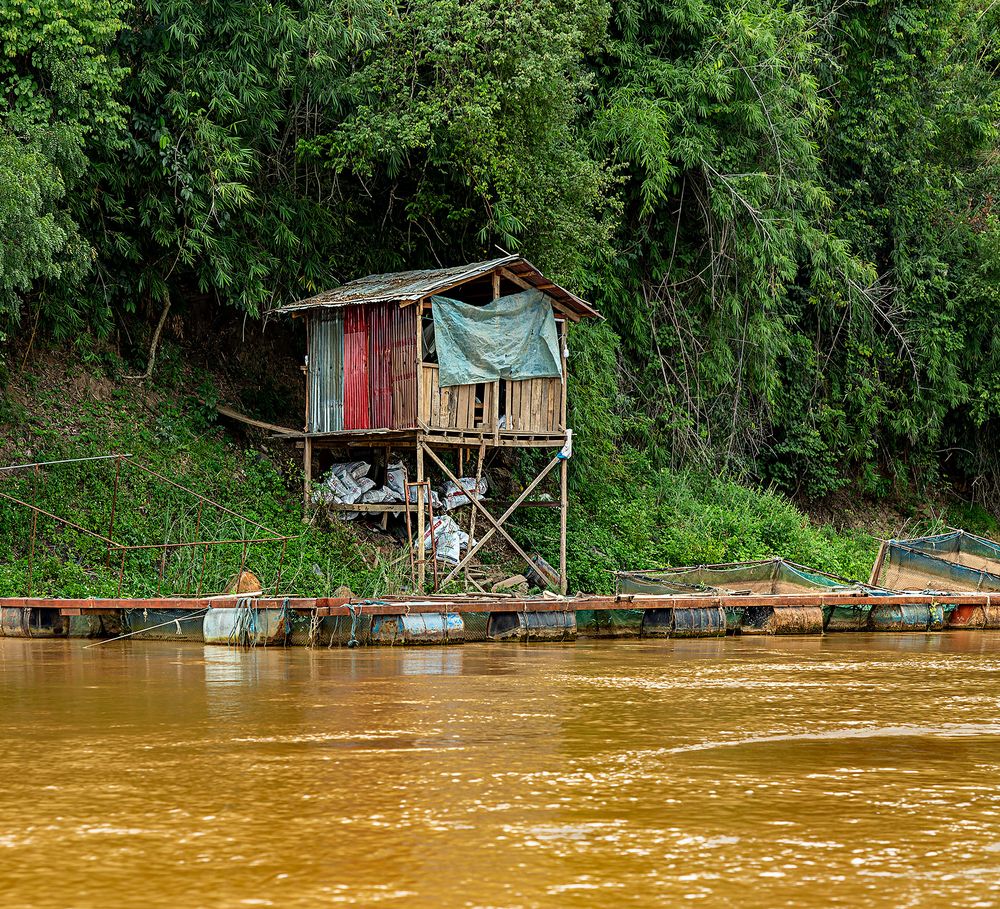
top-left (3, 634), bottom-right (1000, 908)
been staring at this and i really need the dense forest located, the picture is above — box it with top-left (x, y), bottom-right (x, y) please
top-left (1, 0), bottom-right (998, 562)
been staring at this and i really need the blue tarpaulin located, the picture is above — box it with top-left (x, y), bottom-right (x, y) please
top-left (431, 290), bottom-right (562, 387)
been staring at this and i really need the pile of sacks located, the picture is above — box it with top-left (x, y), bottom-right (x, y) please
top-left (311, 461), bottom-right (487, 563)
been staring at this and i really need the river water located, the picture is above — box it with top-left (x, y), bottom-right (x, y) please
top-left (2, 633), bottom-right (1000, 908)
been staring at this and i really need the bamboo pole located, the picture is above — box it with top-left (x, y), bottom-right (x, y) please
top-left (466, 441), bottom-right (487, 593)
top-left (559, 455), bottom-right (568, 595)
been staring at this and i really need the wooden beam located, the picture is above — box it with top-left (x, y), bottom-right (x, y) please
top-left (304, 316), bottom-right (311, 432)
top-left (303, 437), bottom-right (313, 512)
top-left (467, 440), bottom-right (487, 593)
top-left (216, 404), bottom-right (298, 436)
top-left (0, 588), bottom-right (989, 618)
top-left (416, 440), bottom-right (426, 589)
top-left (499, 268), bottom-right (581, 321)
top-left (431, 448), bottom-right (562, 588)
top-left (322, 502), bottom-right (416, 513)
top-left (415, 296), bottom-right (424, 431)
top-left (869, 540), bottom-right (889, 587)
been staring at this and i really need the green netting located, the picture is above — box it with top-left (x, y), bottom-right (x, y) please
top-left (877, 534), bottom-right (1000, 592)
top-left (617, 559), bottom-right (870, 597)
top-left (461, 612), bottom-right (490, 642)
top-left (576, 608), bottom-right (644, 637)
top-left (120, 608), bottom-right (205, 641)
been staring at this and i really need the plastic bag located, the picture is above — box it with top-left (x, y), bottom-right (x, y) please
top-left (441, 477), bottom-right (488, 510)
top-left (422, 514), bottom-right (471, 564)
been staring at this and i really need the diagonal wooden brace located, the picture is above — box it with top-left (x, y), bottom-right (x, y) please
top-left (423, 445), bottom-right (561, 588)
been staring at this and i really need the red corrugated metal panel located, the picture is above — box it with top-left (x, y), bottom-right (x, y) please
top-left (368, 302), bottom-right (393, 429)
top-left (343, 305), bottom-right (370, 430)
top-left (389, 305), bottom-right (417, 428)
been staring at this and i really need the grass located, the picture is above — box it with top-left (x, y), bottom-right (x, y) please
top-left (0, 349), bottom-right (406, 598)
top-left (1, 341), bottom-right (885, 599)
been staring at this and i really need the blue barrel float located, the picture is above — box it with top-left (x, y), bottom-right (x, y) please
top-left (0, 607), bottom-right (67, 638)
top-left (487, 610), bottom-right (576, 642)
top-left (370, 613), bottom-right (463, 645)
top-left (639, 607), bottom-right (726, 638)
top-left (203, 605), bottom-right (293, 646)
top-left (867, 603), bottom-right (946, 631)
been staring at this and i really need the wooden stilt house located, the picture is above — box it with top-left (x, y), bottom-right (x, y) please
top-left (273, 254), bottom-right (600, 592)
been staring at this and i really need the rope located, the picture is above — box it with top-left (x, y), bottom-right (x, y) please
top-left (278, 597), bottom-right (293, 647)
top-left (84, 608), bottom-right (209, 648)
top-left (228, 596), bottom-right (259, 649)
top-left (346, 602), bottom-right (362, 648)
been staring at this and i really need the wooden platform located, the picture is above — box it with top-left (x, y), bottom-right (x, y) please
top-left (4, 591), bottom-right (999, 618)
top-left (280, 427), bottom-right (567, 449)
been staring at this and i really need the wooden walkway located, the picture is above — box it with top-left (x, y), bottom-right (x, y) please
top-left (2, 591), bottom-right (998, 617)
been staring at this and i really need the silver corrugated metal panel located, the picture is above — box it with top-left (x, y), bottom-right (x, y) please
top-left (274, 255), bottom-right (601, 320)
top-left (308, 313), bottom-right (344, 432)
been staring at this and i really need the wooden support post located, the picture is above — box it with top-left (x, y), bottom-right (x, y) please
top-left (430, 446), bottom-right (561, 588)
top-left (303, 437), bottom-right (313, 512)
top-left (415, 298), bottom-right (424, 427)
top-left (466, 441), bottom-right (487, 593)
top-left (381, 446), bottom-right (391, 530)
top-left (304, 316), bottom-right (312, 432)
top-left (869, 539), bottom-right (889, 587)
top-left (559, 318), bottom-right (568, 431)
top-left (416, 439), bottom-right (425, 589)
top-left (559, 454), bottom-right (568, 595)
top-left (492, 271), bottom-right (501, 441)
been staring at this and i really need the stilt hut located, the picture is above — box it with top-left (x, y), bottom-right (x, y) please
top-left (273, 255), bottom-right (601, 592)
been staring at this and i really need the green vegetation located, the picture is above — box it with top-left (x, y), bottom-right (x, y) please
top-left (1, 0), bottom-right (998, 594)
top-left (0, 353), bottom-right (406, 597)
top-left (0, 346), bottom-right (880, 596)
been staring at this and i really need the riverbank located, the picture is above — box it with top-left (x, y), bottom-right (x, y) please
top-left (0, 340), bottom-right (936, 600)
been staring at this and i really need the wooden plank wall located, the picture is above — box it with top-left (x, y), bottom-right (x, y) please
top-left (421, 365), bottom-right (479, 429)
top-left (504, 378), bottom-right (563, 432)
top-left (421, 366), bottom-right (563, 434)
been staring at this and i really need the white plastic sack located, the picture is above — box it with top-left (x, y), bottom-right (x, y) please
top-left (422, 514), bottom-right (470, 564)
top-left (441, 477), bottom-right (487, 510)
top-left (385, 460), bottom-right (408, 502)
top-left (359, 487), bottom-right (396, 504)
top-left (311, 461), bottom-right (374, 506)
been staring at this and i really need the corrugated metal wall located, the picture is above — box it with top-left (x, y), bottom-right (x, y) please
top-left (308, 304), bottom-right (417, 432)
top-left (388, 304), bottom-right (417, 428)
top-left (307, 313), bottom-right (344, 432)
top-left (343, 305), bottom-right (370, 430)
top-left (368, 302), bottom-right (393, 428)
